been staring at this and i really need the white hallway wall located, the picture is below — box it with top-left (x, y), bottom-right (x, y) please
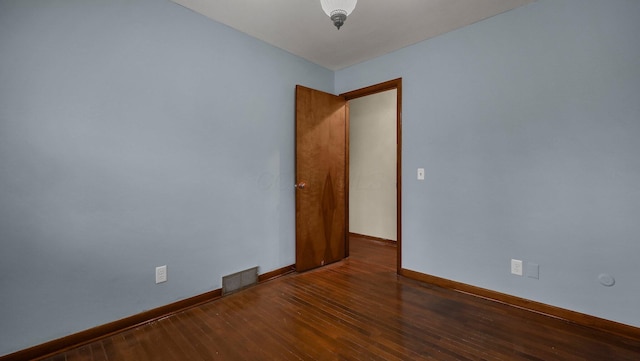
top-left (349, 90), bottom-right (397, 241)
top-left (336, 0), bottom-right (640, 328)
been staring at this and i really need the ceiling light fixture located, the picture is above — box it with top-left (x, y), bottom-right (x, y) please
top-left (321, 0), bottom-right (357, 30)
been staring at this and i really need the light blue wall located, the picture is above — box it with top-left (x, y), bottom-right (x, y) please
top-left (0, 0), bottom-right (332, 355)
top-left (337, 0), bottom-right (640, 327)
top-left (2, 0), bottom-right (639, 356)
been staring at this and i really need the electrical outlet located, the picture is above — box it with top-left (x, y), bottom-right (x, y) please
top-left (156, 265), bottom-right (167, 284)
top-left (511, 259), bottom-right (523, 276)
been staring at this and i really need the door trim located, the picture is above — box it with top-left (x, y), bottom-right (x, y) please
top-left (340, 78), bottom-right (402, 274)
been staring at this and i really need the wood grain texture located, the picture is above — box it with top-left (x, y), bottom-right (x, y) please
top-left (1, 265), bottom-right (295, 361)
top-left (295, 85), bottom-right (347, 272)
top-left (33, 235), bottom-right (639, 361)
top-left (349, 232), bottom-right (397, 245)
top-left (257, 264), bottom-right (295, 283)
top-left (400, 268), bottom-right (640, 342)
top-left (0, 289), bottom-right (221, 361)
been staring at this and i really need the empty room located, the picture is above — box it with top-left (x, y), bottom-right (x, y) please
top-left (1, 0), bottom-right (639, 360)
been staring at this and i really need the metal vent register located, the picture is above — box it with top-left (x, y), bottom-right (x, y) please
top-left (222, 266), bottom-right (258, 295)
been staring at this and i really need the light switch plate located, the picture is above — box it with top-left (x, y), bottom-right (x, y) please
top-left (417, 168), bottom-right (425, 180)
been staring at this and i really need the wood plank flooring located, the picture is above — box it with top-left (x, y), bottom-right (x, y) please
top-left (40, 235), bottom-right (639, 360)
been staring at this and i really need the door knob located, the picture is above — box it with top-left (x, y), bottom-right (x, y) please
top-left (295, 182), bottom-right (307, 189)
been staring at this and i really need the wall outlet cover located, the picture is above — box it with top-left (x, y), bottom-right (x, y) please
top-left (511, 259), bottom-right (523, 276)
top-left (156, 265), bottom-right (167, 284)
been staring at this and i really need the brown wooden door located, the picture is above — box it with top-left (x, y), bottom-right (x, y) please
top-left (295, 85), bottom-right (347, 272)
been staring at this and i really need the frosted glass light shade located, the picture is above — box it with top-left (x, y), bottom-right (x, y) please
top-left (321, 0), bottom-right (357, 17)
top-left (320, 0), bottom-right (357, 29)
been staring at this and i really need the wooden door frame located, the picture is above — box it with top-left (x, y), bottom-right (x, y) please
top-left (340, 78), bottom-right (402, 274)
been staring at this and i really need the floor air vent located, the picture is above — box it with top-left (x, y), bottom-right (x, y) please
top-left (222, 266), bottom-right (258, 295)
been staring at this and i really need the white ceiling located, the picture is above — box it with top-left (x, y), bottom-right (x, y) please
top-left (171, 0), bottom-right (534, 70)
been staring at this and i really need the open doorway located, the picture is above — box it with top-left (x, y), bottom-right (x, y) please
top-left (341, 79), bottom-right (402, 273)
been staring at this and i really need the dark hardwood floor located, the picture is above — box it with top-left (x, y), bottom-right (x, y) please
top-left (40, 235), bottom-right (638, 360)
